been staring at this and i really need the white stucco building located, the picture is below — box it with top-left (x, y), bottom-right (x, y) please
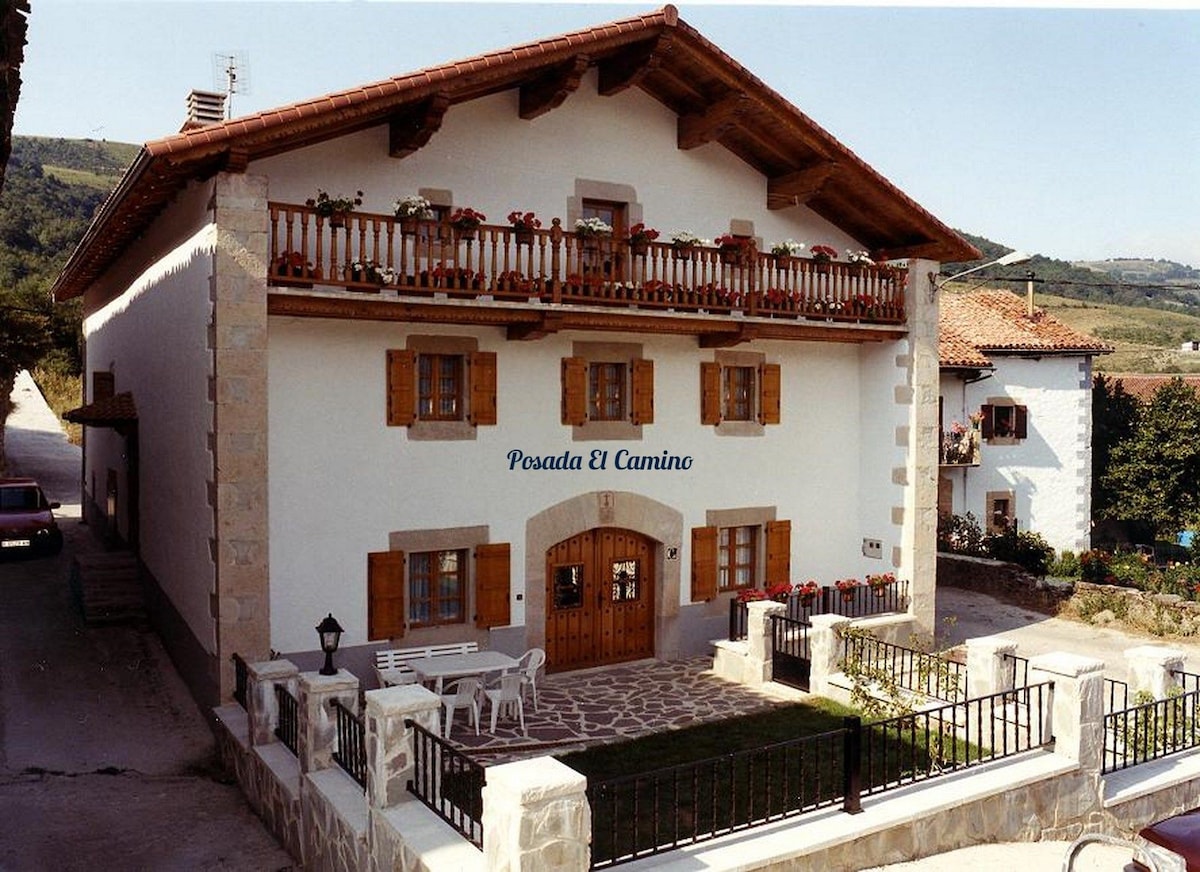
top-left (938, 289), bottom-right (1110, 555)
top-left (53, 6), bottom-right (977, 704)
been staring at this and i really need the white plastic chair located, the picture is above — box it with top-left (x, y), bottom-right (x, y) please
top-left (439, 677), bottom-right (481, 737)
top-left (517, 647), bottom-right (546, 711)
top-left (483, 673), bottom-right (526, 734)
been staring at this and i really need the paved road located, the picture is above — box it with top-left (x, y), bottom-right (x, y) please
top-left (0, 371), bottom-right (292, 871)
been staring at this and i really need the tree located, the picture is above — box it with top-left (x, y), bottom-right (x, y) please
top-left (1092, 373), bottom-right (1141, 519)
top-left (1103, 379), bottom-right (1200, 536)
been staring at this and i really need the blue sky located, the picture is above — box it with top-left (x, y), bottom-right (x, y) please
top-left (17, 2), bottom-right (1200, 267)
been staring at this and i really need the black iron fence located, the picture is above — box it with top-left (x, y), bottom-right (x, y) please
top-left (588, 722), bottom-right (853, 868)
top-left (588, 682), bottom-right (1055, 868)
top-left (1103, 686), bottom-right (1200, 773)
top-left (274, 684), bottom-right (299, 756)
top-left (860, 682), bottom-right (1055, 795)
top-left (332, 699), bottom-right (367, 790)
top-left (1105, 677), bottom-right (1130, 714)
top-left (406, 718), bottom-right (486, 849)
top-left (232, 652), bottom-right (249, 710)
top-left (770, 614), bottom-right (811, 691)
top-left (1001, 652), bottom-right (1029, 689)
top-left (842, 634), bottom-right (967, 703)
top-left (1174, 669), bottom-right (1200, 696)
top-left (728, 579), bottom-right (910, 641)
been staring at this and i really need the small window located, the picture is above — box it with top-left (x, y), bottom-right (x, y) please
top-left (553, 564), bottom-right (584, 610)
top-left (724, 367), bottom-right (756, 422)
top-left (981, 402), bottom-right (1028, 442)
top-left (589, 362), bottom-right (627, 421)
top-left (986, 491), bottom-right (1017, 535)
top-left (409, 548), bottom-right (467, 627)
top-left (417, 354), bottom-right (463, 421)
top-left (418, 204), bottom-right (450, 243)
top-left (611, 559), bottom-right (640, 602)
top-left (718, 525), bottom-right (757, 590)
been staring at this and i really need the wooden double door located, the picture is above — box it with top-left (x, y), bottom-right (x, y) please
top-left (545, 528), bottom-right (656, 672)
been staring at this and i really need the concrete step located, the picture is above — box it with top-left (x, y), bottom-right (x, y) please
top-left (70, 551), bottom-right (147, 625)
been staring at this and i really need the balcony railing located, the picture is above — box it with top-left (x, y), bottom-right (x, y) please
top-left (268, 203), bottom-right (907, 326)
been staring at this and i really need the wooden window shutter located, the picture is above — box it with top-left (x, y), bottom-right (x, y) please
top-left (631, 358), bottom-right (654, 425)
top-left (759, 363), bottom-right (781, 425)
top-left (367, 550), bottom-right (405, 640)
top-left (979, 404), bottom-right (994, 439)
top-left (561, 357), bottom-right (587, 426)
top-left (765, 520), bottom-right (791, 586)
top-left (386, 349), bottom-right (416, 427)
top-left (1014, 405), bottom-right (1029, 439)
top-left (468, 351), bottom-right (497, 426)
top-left (691, 526), bottom-right (718, 602)
top-left (700, 362), bottom-right (722, 425)
top-left (474, 543), bottom-right (511, 629)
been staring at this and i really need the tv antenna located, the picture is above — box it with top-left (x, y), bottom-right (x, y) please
top-left (213, 51), bottom-right (250, 118)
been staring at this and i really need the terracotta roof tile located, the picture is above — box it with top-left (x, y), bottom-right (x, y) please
top-left (939, 289), bottom-right (1111, 367)
top-left (63, 392), bottom-right (138, 425)
top-left (1099, 373), bottom-right (1200, 403)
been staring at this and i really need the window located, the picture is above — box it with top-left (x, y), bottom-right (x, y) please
top-left (611, 559), bottom-right (640, 602)
top-left (986, 491), bottom-right (1016, 534)
top-left (561, 344), bottom-right (653, 435)
top-left (691, 515), bottom-right (790, 602)
top-left (417, 204), bottom-right (450, 243)
top-left (724, 367), bottom-right (756, 422)
top-left (589, 362), bottom-right (627, 421)
top-left (700, 358), bottom-right (780, 429)
top-left (581, 198), bottom-right (626, 240)
top-left (417, 354), bottom-right (463, 421)
top-left (718, 525), bottom-right (757, 590)
top-left (386, 344), bottom-right (497, 436)
top-left (409, 548), bottom-right (467, 627)
top-left (980, 402), bottom-right (1027, 442)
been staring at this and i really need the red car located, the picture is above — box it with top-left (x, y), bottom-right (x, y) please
top-left (1135, 806), bottom-right (1200, 870)
top-left (0, 478), bottom-right (63, 555)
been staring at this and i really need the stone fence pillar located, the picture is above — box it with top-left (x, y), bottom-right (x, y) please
top-left (745, 600), bottom-right (788, 685)
top-left (297, 669), bottom-right (360, 774)
top-left (482, 757), bottom-right (589, 872)
top-left (1125, 645), bottom-right (1185, 701)
top-left (1029, 652), bottom-right (1106, 773)
top-left (808, 614), bottom-right (851, 697)
top-left (363, 684), bottom-right (441, 809)
top-left (965, 635), bottom-right (1019, 699)
top-left (246, 658), bottom-right (299, 747)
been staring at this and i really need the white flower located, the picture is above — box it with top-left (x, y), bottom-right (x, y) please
top-left (846, 250), bottom-right (875, 265)
top-left (670, 230), bottom-right (710, 247)
top-left (394, 195), bottom-right (433, 219)
top-left (771, 239), bottom-right (805, 257)
top-left (575, 216), bottom-right (613, 235)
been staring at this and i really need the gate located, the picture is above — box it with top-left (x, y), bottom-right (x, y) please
top-left (770, 614), bottom-right (811, 691)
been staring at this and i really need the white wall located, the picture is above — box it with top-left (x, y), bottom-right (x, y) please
top-left (940, 356), bottom-right (1093, 554)
top-left (267, 318), bottom-right (907, 651)
top-left (254, 70), bottom-right (863, 254)
top-left (82, 180), bottom-right (218, 650)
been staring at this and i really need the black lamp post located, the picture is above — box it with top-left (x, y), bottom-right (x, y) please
top-left (316, 612), bottom-right (344, 676)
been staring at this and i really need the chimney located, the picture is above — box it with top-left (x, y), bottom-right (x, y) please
top-left (182, 89), bottom-right (226, 130)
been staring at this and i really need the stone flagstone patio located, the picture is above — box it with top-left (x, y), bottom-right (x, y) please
top-left (445, 657), bottom-right (801, 762)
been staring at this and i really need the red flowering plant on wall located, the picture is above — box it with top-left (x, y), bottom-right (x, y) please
top-left (834, 578), bottom-right (860, 592)
top-left (765, 581), bottom-right (794, 602)
top-left (506, 210), bottom-right (541, 232)
top-left (867, 572), bottom-right (896, 591)
top-left (736, 588), bottom-right (768, 603)
top-left (448, 207), bottom-right (486, 232)
top-left (796, 580), bottom-right (820, 600)
top-left (627, 223), bottom-right (660, 246)
top-left (810, 244), bottom-right (838, 261)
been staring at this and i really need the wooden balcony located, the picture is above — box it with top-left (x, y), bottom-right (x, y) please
top-left (267, 203), bottom-right (908, 343)
top-left (940, 426), bottom-right (981, 467)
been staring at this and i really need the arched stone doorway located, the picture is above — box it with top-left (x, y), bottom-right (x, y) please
top-left (525, 492), bottom-right (682, 671)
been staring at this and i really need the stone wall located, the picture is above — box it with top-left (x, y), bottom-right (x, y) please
top-left (1073, 580), bottom-right (1200, 636)
top-left (937, 551), bottom-right (1072, 612)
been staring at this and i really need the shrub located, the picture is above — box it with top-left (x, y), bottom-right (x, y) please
top-left (1048, 549), bottom-right (1080, 578)
top-left (937, 512), bottom-right (984, 556)
top-left (1108, 551), bottom-right (1154, 588)
top-left (983, 527), bottom-right (1054, 577)
top-left (1079, 550), bottom-right (1117, 585)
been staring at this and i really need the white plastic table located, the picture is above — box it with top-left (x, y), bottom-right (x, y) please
top-left (407, 650), bottom-right (519, 694)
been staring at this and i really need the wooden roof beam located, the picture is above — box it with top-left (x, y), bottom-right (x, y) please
top-left (507, 313), bottom-right (564, 341)
top-left (699, 323), bottom-right (760, 348)
top-left (678, 92), bottom-right (752, 150)
top-left (519, 55), bottom-right (589, 120)
top-left (598, 37), bottom-right (670, 96)
top-left (767, 162), bottom-right (838, 210)
top-left (388, 92), bottom-right (450, 159)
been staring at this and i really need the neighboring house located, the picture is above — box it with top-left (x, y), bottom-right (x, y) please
top-left (938, 289), bottom-right (1110, 554)
top-left (1102, 372), bottom-right (1200, 402)
top-left (52, 6), bottom-right (976, 705)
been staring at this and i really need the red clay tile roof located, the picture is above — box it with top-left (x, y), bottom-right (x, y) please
top-left (1099, 373), bottom-right (1200, 403)
top-left (64, 392), bottom-right (138, 425)
top-left (51, 5), bottom-right (977, 302)
top-left (939, 289), bottom-right (1111, 368)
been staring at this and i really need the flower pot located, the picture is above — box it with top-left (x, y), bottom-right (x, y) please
top-left (630, 239), bottom-right (649, 257)
top-left (455, 227), bottom-right (477, 241)
top-left (672, 244), bottom-right (695, 261)
top-left (398, 216), bottom-right (419, 236)
top-left (813, 258), bottom-right (831, 275)
top-left (799, 594), bottom-right (815, 607)
top-left (328, 211), bottom-right (349, 229)
top-left (840, 590), bottom-right (855, 603)
top-left (513, 228), bottom-right (534, 246)
top-left (872, 587), bottom-right (887, 598)
top-left (719, 248), bottom-right (740, 266)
